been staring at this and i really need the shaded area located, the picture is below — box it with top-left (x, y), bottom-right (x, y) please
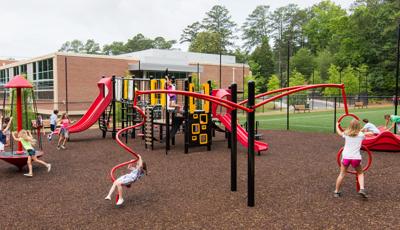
top-left (0, 129), bottom-right (399, 229)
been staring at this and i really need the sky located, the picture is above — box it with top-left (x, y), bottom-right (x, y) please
top-left (0, 0), bottom-right (352, 59)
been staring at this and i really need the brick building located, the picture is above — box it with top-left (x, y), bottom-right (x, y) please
top-left (0, 49), bottom-right (249, 115)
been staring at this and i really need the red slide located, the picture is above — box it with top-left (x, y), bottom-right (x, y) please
top-left (212, 89), bottom-right (268, 152)
top-left (57, 77), bottom-right (113, 134)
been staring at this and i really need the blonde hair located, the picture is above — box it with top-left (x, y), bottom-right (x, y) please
top-left (345, 119), bottom-right (362, 137)
top-left (18, 129), bottom-right (36, 146)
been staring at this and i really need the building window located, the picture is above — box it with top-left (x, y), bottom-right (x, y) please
top-left (13, 66), bottom-right (19, 75)
top-left (33, 58), bottom-right (54, 100)
top-left (20, 64), bottom-right (27, 75)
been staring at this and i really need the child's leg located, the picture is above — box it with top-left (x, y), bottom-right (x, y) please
top-left (335, 163), bottom-right (349, 192)
top-left (57, 135), bottom-right (64, 147)
top-left (27, 156), bottom-right (33, 175)
top-left (62, 135), bottom-right (67, 146)
top-left (117, 183), bottom-right (123, 200)
top-left (355, 165), bottom-right (365, 190)
top-left (106, 182), bottom-right (118, 198)
top-left (32, 156), bottom-right (49, 168)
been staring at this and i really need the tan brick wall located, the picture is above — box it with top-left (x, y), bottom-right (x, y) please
top-left (56, 55), bottom-right (137, 112)
top-left (194, 64), bottom-right (250, 92)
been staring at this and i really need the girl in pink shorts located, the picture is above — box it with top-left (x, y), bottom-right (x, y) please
top-left (334, 119), bottom-right (368, 198)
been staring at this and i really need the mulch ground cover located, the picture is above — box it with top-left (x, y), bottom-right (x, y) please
top-left (0, 129), bottom-right (399, 229)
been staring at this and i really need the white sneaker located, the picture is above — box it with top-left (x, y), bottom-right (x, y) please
top-left (61, 145), bottom-right (66, 149)
top-left (116, 198), bottom-right (124, 205)
top-left (57, 146), bottom-right (60, 150)
top-left (47, 164), bottom-right (51, 172)
top-left (24, 173), bottom-right (33, 177)
top-left (105, 196), bottom-right (111, 200)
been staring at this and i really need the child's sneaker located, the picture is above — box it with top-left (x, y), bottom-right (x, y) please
top-left (47, 164), bottom-right (51, 172)
top-left (47, 134), bottom-right (52, 141)
top-left (57, 146), bottom-right (60, 150)
top-left (61, 145), bottom-right (66, 149)
top-left (116, 198), bottom-right (124, 205)
top-left (23, 173), bottom-right (33, 177)
top-left (358, 189), bottom-right (368, 199)
top-left (105, 196), bottom-right (111, 201)
top-left (333, 191), bottom-right (341, 198)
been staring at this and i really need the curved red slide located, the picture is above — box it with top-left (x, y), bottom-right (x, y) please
top-left (362, 127), bottom-right (400, 152)
top-left (55, 77), bottom-right (113, 134)
top-left (212, 89), bottom-right (268, 152)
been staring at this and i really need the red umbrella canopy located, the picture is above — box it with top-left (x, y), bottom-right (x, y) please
top-left (4, 75), bottom-right (33, 88)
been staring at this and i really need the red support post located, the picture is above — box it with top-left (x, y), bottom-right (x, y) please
top-left (16, 88), bottom-right (23, 154)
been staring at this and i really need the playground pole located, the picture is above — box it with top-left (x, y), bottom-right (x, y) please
top-left (395, 23), bottom-right (400, 134)
top-left (230, 83), bottom-right (237, 192)
top-left (16, 88), bottom-right (23, 153)
top-left (334, 97), bottom-right (337, 134)
top-left (247, 81), bottom-right (255, 207)
top-left (287, 39), bottom-right (290, 130)
top-left (112, 76), bottom-right (116, 139)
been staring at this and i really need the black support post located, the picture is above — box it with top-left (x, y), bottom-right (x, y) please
top-left (112, 76), bottom-right (116, 139)
top-left (230, 83), bottom-right (237, 192)
top-left (247, 81), bottom-right (255, 207)
top-left (207, 80), bottom-right (212, 151)
top-left (334, 96), bottom-right (337, 134)
top-left (184, 80), bottom-right (189, 154)
top-left (395, 23), bottom-right (400, 134)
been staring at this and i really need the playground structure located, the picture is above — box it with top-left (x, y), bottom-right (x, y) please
top-left (0, 75), bottom-right (43, 170)
top-left (110, 81), bottom-right (371, 207)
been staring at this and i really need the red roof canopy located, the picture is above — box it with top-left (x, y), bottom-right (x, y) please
top-left (4, 75), bottom-right (32, 88)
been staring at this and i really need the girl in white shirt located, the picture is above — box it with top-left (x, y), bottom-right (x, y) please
top-left (334, 119), bottom-right (368, 198)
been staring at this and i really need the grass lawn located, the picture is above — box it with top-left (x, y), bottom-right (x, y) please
top-left (238, 106), bottom-right (399, 133)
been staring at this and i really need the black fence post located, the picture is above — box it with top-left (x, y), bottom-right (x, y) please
top-left (334, 96), bottom-right (337, 134)
top-left (247, 81), bottom-right (255, 207)
top-left (230, 83), bottom-right (237, 192)
top-left (112, 76), bottom-right (116, 139)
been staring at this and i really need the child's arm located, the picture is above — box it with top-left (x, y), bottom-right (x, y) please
top-left (27, 130), bottom-right (33, 138)
top-left (336, 122), bottom-right (343, 136)
top-left (3, 117), bottom-right (13, 132)
top-left (11, 131), bottom-right (21, 141)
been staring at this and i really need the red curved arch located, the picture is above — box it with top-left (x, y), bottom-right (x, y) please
top-left (252, 84), bottom-right (349, 114)
top-left (136, 90), bottom-right (252, 113)
top-left (238, 85), bottom-right (304, 106)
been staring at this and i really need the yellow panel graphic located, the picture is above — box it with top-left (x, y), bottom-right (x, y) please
top-left (200, 114), bottom-right (208, 124)
top-left (199, 134), bottom-right (208, 144)
top-left (193, 114), bottom-right (198, 119)
top-left (202, 83), bottom-right (210, 113)
top-left (189, 83), bottom-right (195, 113)
top-left (150, 79), bottom-right (157, 105)
top-left (202, 125), bottom-right (207, 130)
top-left (192, 124), bottom-right (200, 134)
top-left (192, 136), bottom-right (197, 141)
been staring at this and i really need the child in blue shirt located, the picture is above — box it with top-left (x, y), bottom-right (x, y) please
top-left (47, 110), bottom-right (59, 141)
top-left (105, 157), bottom-right (147, 205)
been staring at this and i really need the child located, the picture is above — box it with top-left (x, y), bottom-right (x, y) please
top-left (34, 115), bottom-right (46, 136)
top-left (165, 76), bottom-right (181, 112)
top-left (12, 130), bottom-right (51, 177)
top-left (2, 117), bottom-right (12, 147)
top-left (57, 113), bottom-right (73, 150)
top-left (334, 119), bottom-right (368, 198)
top-left (0, 116), bottom-right (12, 152)
top-left (105, 157), bottom-right (147, 205)
top-left (384, 114), bottom-right (400, 131)
top-left (361, 118), bottom-right (380, 136)
top-left (47, 110), bottom-right (59, 141)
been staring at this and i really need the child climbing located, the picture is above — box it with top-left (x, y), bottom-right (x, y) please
top-left (0, 116), bottom-right (12, 152)
top-left (105, 156), bottom-right (147, 205)
top-left (334, 119), bottom-right (368, 199)
top-left (384, 114), bottom-right (400, 131)
top-left (12, 130), bottom-right (51, 177)
top-left (361, 118), bottom-right (380, 136)
top-left (165, 76), bottom-right (181, 112)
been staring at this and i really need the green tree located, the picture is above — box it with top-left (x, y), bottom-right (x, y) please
top-left (241, 5), bottom-right (271, 51)
top-left (180, 22), bottom-right (202, 44)
top-left (153, 37), bottom-right (176, 49)
top-left (83, 39), bottom-right (101, 54)
top-left (125, 33), bottom-right (154, 52)
top-left (202, 5), bottom-right (237, 52)
top-left (249, 37), bottom-right (275, 92)
top-left (303, 0), bottom-right (347, 53)
top-left (290, 48), bottom-right (315, 80)
top-left (59, 39), bottom-right (84, 53)
top-left (289, 70), bottom-right (306, 87)
top-left (314, 49), bottom-right (334, 81)
top-left (267, 74), bottom-right (280, 91)
top-left (189, 32), bottom-right (221, 54)
top-left (323, 64), bottom-right (340, 96)
top-left (103, 42), bottom-right (127, 55)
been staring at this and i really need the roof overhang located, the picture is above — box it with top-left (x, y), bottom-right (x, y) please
top-left (129, 63), bottom-right (203, 73)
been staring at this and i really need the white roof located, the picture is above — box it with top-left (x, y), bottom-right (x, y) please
top-left (120, 49), bottom-right (236, 65)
